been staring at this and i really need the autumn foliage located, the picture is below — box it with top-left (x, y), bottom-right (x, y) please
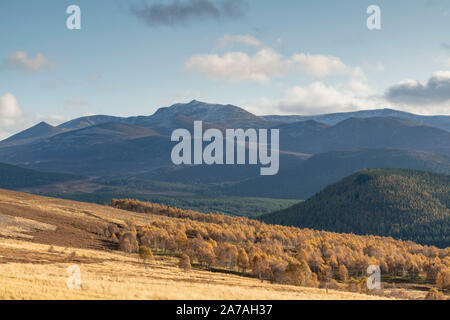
top-left (110, 198), bottom-right (450, 291)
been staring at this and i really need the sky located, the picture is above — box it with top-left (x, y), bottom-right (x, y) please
top-left (1, 0), bottom-right (450, 139)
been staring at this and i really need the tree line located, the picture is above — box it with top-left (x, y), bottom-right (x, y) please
top-left (109, 198), bottom-right (450, 294)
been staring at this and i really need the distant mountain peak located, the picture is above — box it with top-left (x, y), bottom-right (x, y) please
top-left (35, 121), bottom-right (54, 128)
top-left (171, 100), bottom-right (233, 110)
top-left (1, 121), bottom-right (61, 145)
top-left (146, 100), bottom-right (271, 130)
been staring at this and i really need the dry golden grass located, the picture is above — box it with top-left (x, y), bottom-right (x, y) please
top-left (0, 189), bottom-right (438, 300)
top-left (0, 188), bottom-right (158, 227)
top-left (0, 238), bottom-right (393, 300)
top-left (0, 213), bottom-right (56, 239)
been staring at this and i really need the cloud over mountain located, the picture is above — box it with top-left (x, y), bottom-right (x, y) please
top-left (184, 48), bottom-right (288, 83)
top-left (0, 93), bottom-right (22, 128)
top-left (0, 93), bottom-right (66, 140)
top-left (385, 71), bottom-right (450, 113)
top-left (291, 53), bottom-right (365, 79)
top-left (253, 81), bottom-right (379, 115)
top-left (184, 40), bottom-right (365, 84)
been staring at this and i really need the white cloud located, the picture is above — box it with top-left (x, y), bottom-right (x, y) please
top-left (6, 51), bottom-right (52, 72)
top-left (0, 93), bottom-right (26, 140)
top-left (247, 81), bottom-right (384, 115)
top-left (276, 82), bottom-right (364, 114)
top-left (0, 93), bottom-right (68, 140)
top-left (216, 34), bottom-right (262, 49)
top-left (184, 48), bottom-right (289, 83)
top-left (184, 42), bottom-right (365, 83)
top-left (291, 53), bottom-right (365, 79)
top-left (385, 71), bottom-right (450, 113)
top-left (0, 93), bottom-right (22, 128)
top-left (345, 80), bottom-right (374, 96)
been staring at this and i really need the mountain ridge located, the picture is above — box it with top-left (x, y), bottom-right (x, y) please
top-left (1, 121), bottom-right (64, 146)
top-left (223, 148), bottom-right (450, 199)
top-left (0, 101), bottom-right (449, 187)
top-left (264, 108), bottom-right (450, 132)
top-left (3, 101), bottom-right (450, 144)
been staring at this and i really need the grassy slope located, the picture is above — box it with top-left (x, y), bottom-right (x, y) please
top-left (0, 238), bottom-right (389, 300)
top-left (0, 189), bottom-right (391, 300)
top-left (42, 192), bottom-right (299, 217)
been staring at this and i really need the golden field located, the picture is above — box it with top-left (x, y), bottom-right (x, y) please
top-left (0, 189), bottom-right (442, 300)
top-left (0, 238), bottom-right (392, 300)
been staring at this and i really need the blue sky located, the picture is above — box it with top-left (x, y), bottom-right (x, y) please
top-left (1, 0), bottom-right (450, 138)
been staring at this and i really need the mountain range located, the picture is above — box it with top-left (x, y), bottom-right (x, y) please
top-left (278, 117), bottom-right (450, 154)
top-left (0, 100), bottom-right (449, 204)
top-left (221, 148), bottom-right (450, 199)
top-left (264, 108), bottom-right (450, 132)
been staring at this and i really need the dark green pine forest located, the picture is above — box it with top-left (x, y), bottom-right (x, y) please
top-left (261, 169), bottom-right (450, 248)
top-left (0, 162), bottom-right (81, 189)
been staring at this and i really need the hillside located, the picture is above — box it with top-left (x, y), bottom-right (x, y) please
top-left (261, 169), bottom-right (450, 247)
top-left (0, 189), bottom-right (448, 299)
top-left (135, 100), bottom-right (272, 133)
top-left (46, 192), bottom-right (299, 218)
top-left (0, 162), bottom-right (81, 189)
top-left (224, 149), bottom-right (450, 199)
top-left (57, 115), bottom-right (126, 130)
top-left (2, 103), bottom-right (449, 178)
top-left (0, 133), bottom-right (173, 175)
top-left (0, 189), bottom-right (396, 300)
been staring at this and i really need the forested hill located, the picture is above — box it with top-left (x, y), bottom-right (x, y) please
top-left (260, 169), bottom-right (450, 248)
top-left (0, 162), bottom-right (81, 189)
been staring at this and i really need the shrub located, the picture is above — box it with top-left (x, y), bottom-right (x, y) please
top-left (138, 246), bottom-right (154, 267)
top-left (119, 232), bottom-right (139, 253)
top-left (179, 254), bottom-right (191, 272)
top-left (338, 265), bottom-right (349, 282)
top-left (436, 268), bottom-right (450, 290)
top-left (425, 288), bottom-right (445, 300)
top-left (237, 248), bottom-right (249, 272)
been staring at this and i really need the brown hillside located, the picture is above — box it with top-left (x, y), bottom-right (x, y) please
top-left (0, 189), bottom-right (448, 300)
